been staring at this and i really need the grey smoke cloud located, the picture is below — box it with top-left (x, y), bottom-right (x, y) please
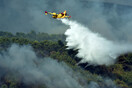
top-left (0, 44), bottom-right (83, 88)
top-left (1, 0), bottom-right (132, 41)
top-left (0, 44), bottom-right (119, 88)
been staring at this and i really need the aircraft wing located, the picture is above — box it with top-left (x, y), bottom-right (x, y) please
top-left (45, 11), bottom-right (48, 15)
top-left (45, 11), bottom-right (57, 15)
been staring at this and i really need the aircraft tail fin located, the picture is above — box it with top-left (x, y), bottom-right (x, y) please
top-left (63, 10), bottom-right (66, 15)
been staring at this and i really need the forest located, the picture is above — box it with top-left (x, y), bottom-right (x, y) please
top-left (0, 31), bottom-right (131, 88)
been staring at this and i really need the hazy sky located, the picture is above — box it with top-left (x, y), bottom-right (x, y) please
top-left (0, 0), bottom-right (132, 42)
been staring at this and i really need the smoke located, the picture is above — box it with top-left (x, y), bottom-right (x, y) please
top-left (0, 44), bottom-right (83, 88)
top-left (0, 44), bottom-right (119, 88)
top-left (61, 19), bottom-right (132, 65)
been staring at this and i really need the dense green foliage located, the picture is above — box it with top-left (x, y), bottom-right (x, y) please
top-left (0, 31), bottom-right (65, 42)
top-left (0, 31), bottom-right (131, 88)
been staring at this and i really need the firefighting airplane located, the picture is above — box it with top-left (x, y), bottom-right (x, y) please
top-left (45, 10), bottom-right (71, 19)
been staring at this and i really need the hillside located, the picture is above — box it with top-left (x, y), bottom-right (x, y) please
top-left (0, 31), bottom-right (131, 88)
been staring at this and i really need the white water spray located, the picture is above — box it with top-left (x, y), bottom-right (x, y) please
top-left (61, 19), bottom-right (132, 65)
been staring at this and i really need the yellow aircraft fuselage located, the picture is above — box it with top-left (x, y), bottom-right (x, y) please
top-left (45, 10), bottom-right (71, 19)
